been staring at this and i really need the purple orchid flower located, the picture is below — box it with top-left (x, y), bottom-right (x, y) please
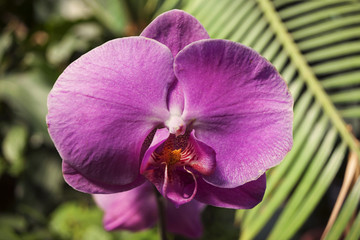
top-left (93, 182), bottom-right (205, 238)
top-left (47, 10), bottom-right (293, 208)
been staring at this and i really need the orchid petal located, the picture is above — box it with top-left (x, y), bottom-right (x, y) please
top-left (163, 166), bottom-right (197, 206)
top-left (63, 162), bottom-right (145, 193)
top-left (47, 37), bottom-right (174, 193)
top-left (195, 174), bottom-right (266, 209)
top-left (166, 200), bottom-right (205, 238)
top-left (174, 39), bottom-right (293, 187)
top-left (93, 183), bottom-right (157, 231)
top-left (140, 128), bottom-right (169, 175)
top-left (141, 9), bottom-right (210, 57)
top-left (141, 9), bottom-right (209, 114)
top-left (187, 133), bottom-right (216, 176)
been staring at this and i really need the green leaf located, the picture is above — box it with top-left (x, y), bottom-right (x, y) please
top-left (82, 226), bottom-right (113, 240)
top-left (344, 209), bottom-right (360, 240)
top-left (0, 31), bottom-right (12, 73)
top-left (0, 71), bottom-right (51, 144)
top-left (267, 126), bottom-right (338, 237)
top-left (0, 227), bottom-right (21, 240)
top-left (325, 177), bottom-right (360, 240)
top-left (0, 156), bottom-right (6, 177)
top-left (82, 0), bottom-right (129, 36)
top-left (116, 229), bottom-right (159, 240)
top-left (0, 215), bottom-right (27, 232)
top-left (46, 23), bottom-right (103, 66)
top-left (50, 201), bottom-right (159, 240)
top-left (2, 125), bottom-right (28, 176)
top-left (50, 202), bottom-right (103, 240)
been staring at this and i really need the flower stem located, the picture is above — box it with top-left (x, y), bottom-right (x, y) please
top-left (154, 187), bottom-right (168, 240)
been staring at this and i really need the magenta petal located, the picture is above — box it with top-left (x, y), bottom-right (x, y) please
top-left (47, 37), bottom-right (174, 193)
top-left (141, 9), bottom-right (210, 56)
top-left (141, 9), bottom-right (210, 113)
top-left (174, 39), bottom-right (293, 187)
top-left (187, 133), bottom-right (216, 176)
top-left (195, 174), bottom-right (266, 209)
top-left (166, 200), bottom-right (205, 239)
top-left (63, 162), bottom-right (145, 193)
top-left (93, 183), bottom-right (157, 231)
top-left (163, 166), bottom-right (197, 206)
top-left (140, 128), bottom-right (169, 175)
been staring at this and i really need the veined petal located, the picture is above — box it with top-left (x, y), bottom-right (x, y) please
top-left (47, 37), bottom-right (174, 193)
top-left (63, 162), bottom-right (145, 193)
top-left (141, 9), bottom-right (210, 114)
top-left (93, 183), bottom-right (157, 231)
top-left (174, 39), bottom-right (293, 187)
top-left (187, 133), bottom-right (216, 176)
top-left (195, 174), bottom-right (266, 209)
top-left (140, 128), bottom-right (170, 174)
top-left (141, 9), bottom-right (210, 57)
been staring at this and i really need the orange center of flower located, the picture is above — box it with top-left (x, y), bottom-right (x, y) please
top-left (168, 149), bottom-right (182, 165)
top-left (157, 139), bottom-right (182, 165)
top-left (150, 132), bottom-right (191, 168)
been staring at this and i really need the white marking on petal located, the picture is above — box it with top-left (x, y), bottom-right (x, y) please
top-left (165, 114), bottom-right (186, 136)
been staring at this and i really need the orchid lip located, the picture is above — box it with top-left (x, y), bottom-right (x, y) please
top-left (140, 129), bottom-right (216, 206)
